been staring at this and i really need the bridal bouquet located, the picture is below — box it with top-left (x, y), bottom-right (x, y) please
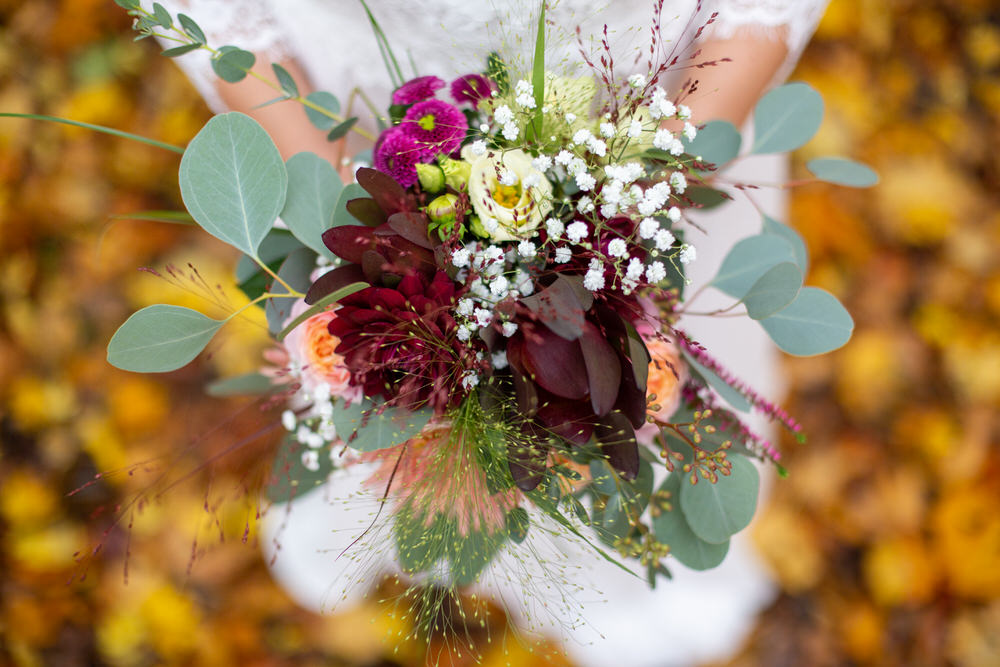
top-left (32, 0), bottom-right (875, 633)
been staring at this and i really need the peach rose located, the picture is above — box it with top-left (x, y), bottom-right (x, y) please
top-left (282, 300), bottom-right (355, 400)
top-left (636, 337), bottom-right (687, 445)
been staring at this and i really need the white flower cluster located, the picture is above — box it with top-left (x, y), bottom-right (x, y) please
top-left (493, 103), bottom-right (520, 141)
top-left (280, 383), bottom-right (340, 471)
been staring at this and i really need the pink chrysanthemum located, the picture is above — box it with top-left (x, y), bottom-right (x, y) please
top-left (373, 127), bottom-right (423, 188)
top-left (400, 99), bottom-right (468, 159)
top-left (392, 75), bottom-right (446, 105)
top-left (450, 74), bottom-right (494, 106)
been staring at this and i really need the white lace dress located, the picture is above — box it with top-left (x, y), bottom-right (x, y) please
top-left (151, 2), bottom-right (827, 664)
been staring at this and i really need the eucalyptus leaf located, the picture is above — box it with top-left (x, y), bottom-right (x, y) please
top-left (266, 436), bottom-right (333, 503)
top-left (275, 282), bottom-right (367, 342)
top-left (682, 353), bottom-right (753, 413)
top-left (761, 214), bottom-right (808, 272)
top-left (759, 286), bottom-right (854, 356)
top-left (113, 0), bottom-right (141, 9)
top-left (683, 120), bottom-right (741, 167)
top-left (161, 43), bottom-right (201, 58)
top-left (743, 261), bottom-right (803, 320)
top-left (712, 234), bottom-right (798, 298)
top-left (679, 454), bottom-right (759, 544)
top-left (330, 401), bottom-right (434, 453)
top-left (751, 82), bottom-right (824, 154)
top-left (806, 157), bottom-right (879, 187)
top-left (265, 247), bottom-right (315, 334)
top-left (151, 2), bottom-right (172, 28)
top-left (653, 474), bottom-right (730, 570)
top-left (107, 305), bottom-right (224, 373)
top-left (211, 46), bottom-right (256, 83)
top-left (281, 152), bottom-right (343, 259)
top-left (271, 63), bottom-right (299, 97)
top-left (206, 372), bottom-right (275, 397)
top-left (177, 13), bottom-right (206, 44)
top-left (179, 112), bottom-right (287, 256)
top-left (327, 117), bottom-right (358, 142)
top-left (332, 183), bottom-right (369, 228)
top-left (303, 91), bottom-right (341, 131)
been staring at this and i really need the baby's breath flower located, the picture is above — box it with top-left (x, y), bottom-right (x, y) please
top-left (532, 154), bottom-right (553, 172)
top-left (628, 118), bottom-right (643, 138)
top-left (626, 256), bottom-right (645, 280)
top-left (498, 168), bottom-right (518, 187)
top-left (545, 217), bottom-right (564, 239)
top-left (607, 238), bottom-right (628, 257)
top-left (494, 104), bottom-right (514, 125)
top-left (470, 139), bottom-right (487, 156)
top-left (646, 261), bottom-right (667, 283)
top-left (667, 206), bottom-right (682, 222)
top-left (501, 321), bottom-right (519, 337)
top-left (677, 104), bottom-right (692, 120)
top-left (555, 150), bottom-right (574, 166)
top-left (281, 410), bottom-right (297, 431)
top-left (452, 247), bottom-right (471, 268)
top-left (502, 122), bottom-right (520, 141)
top-left (492, 350), bottom-right (509, 368)
top-left (628, 73), bottom-right (646, 88)
top-left (554, 246), bottom-right (572, 263)
top-left (584, 258), bottom-right (606, 291)
top-left (679, 243), bottom-right (697, 264)
top-left (653, 129), bottom-right (675, 151)
top-left (670, 171), bottom-right (688, 193)
top-left (654, 228), bottom-right (676, 251)
top-left (683, 122), bottom-right (698, 142)
top-left (599, 122), bottom-right (616, 138)
top-left (473, 308), bottom-right (493, 327)
top-left (638, 217), bottom-right (659, 239)
top-left (517, 240), bottom-right (537, 259)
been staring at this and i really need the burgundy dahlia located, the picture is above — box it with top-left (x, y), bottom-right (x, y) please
top-left (450, 74), bottom-right (494, 106)
top-left (400, 99), bottom-right (468, 159)
top-left (392, 75), bottom-right (446, 105)
top-left (374, 127), bottom-right (423, 188)
top-left (327, 270), bottom-right (473, 412)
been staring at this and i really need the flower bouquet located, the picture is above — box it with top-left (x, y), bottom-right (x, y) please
top-left (9, 0), bottom-right (878, 644)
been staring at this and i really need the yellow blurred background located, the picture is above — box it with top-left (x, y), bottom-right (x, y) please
top-left (1, 0), bottom-right (998, 665)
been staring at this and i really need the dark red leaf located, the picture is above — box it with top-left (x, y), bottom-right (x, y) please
top-left (521, 326), bottom-right (588, 400)
top-left (322, 225), bottom-right (376, 264)
top-left (507, 440), bottom-right (546, 492)
top-left (521, 275), bottom-right (590, 340)
top-left (356, 167), bottom-right (410, 216)
top-left (345, 197), bottom-right (386, 227)
top-left (535, 396), bottom-right (595, 445)
top-left (361, 250), bottom-right (386, 283)
top-left (595, 412), bottom-right (639, 480)
top-left (580, 321), bottom-right (621, 416)
top-left (304, 264), bottom-right (367, 304)
top-left (387, 212), bottom-right (435, 249)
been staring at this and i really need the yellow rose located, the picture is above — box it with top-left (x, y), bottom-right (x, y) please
top-left (462, 147), bottom-right (552, 242)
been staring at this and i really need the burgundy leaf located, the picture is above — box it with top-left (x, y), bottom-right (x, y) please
top-left (304, 263), bottom-right (367, 304)
top-left (356, 167), bottom-right (410, 216)
top-left (614, 355), bottom-right (648, 429)
top-left (521, 275), bottom-right (589, 340)
top-left (386, 212), bottom-right (435, 249)
top-left (380, 235), bottom-right (438, 276)
top-left (345, 197), bottom-right (386, 227)
top-left (322, 225), bottom-right (376, 264)
top-left (521, 326), bottom-right (588, 400)
top-left (361, 250), bottom-right (387, 284)
top-left (580, 321), bottom-right (622, 416)
top-left (535, 396), bottom-right (595, 445)
top-left (623, 320), bottom-right (651, 391)
top-left (595, 412), bottom-right (639, 480)
top-left (507, 440), bottom-right (546, 492)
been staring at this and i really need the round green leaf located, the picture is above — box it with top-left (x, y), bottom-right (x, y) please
top-left (679, 454), bottom-right (759, 544)
top-left (684, 120), bottom-right (741, 167)
top-left (107, 304), bottom-right (224, 373)
top-left (653, 474), bottom-right (730, 570)
top-left (265, 247), bottom-right (316, 334)
top-left (683, 353), bottom-right (753, 413)
top-left (266, 435), bottom-right (333, 504)
top-left (332, 183), bottom-right (369, 228)
top-left (807, 157), bottom-right (879, 187)
top-left (743, 261), bottom-right (803, 320)
top-left (281, 152), bottom-right (343, 259)
top-left (179, 112), bottom-right (287, 256)
top-left (761, 214), bottom-right (808, 272)
top-left (751, 82), bottom-right (824, 154)
top-left (712, 234), bottom-right (798, 299)
top-left (330, 401), bottom-right (434, 453)
top-left (759, 286), bottom-right (854, 356)
top-left (211, 46), bottom-right (255, 83)
top-left (303, 91), bottom-right (341, 131)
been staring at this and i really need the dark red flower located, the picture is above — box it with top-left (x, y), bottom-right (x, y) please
top-left (327, 270), bottom-right (476, 412)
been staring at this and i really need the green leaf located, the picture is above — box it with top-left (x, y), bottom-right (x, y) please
top-left (265, 247), bottom-right (316, 334)
top-left (331, 183), bottom-right (368, 228)
top-left (281, 152), bottom-right (343, 259)
top-left (330, 401), bottom-right (433, 453)
top-left (653, 474), bottom-right (730, 570)
top-left (235, 229), bottom-right (305, 283)
top-left (271, 63), bottom-right (299, 97)
top-left (685, 186), bottom-right (730, 210)
top-left (679, 454), bottom-right (759, 544)
top-left (0, 113), bottom-right (183, 154)
top-left (275, 282), bottom-right (367, 342)
top-left (107, 305), bottom-right (224, 373)
top-left (161, 43), bottom-right (201, 58)
top-left (326, 117), bottom-right (358, 142)
top-left (712, 234), bottom-right (798, 299)
top-left (684, 120), bottom-right (741, 167)
top-left (178, 112), bottom-right (287, 256)
top-left (759, 286), bottom-right (854, 356)
top-left (177, 13), bottom-right (206, 44)
top-left (113, 0), bottom-right (141, 9)
top-left (682, 353), bottom-right (753, 413)
top-left (743, 261), bottom-right (803, 320)
top-left (211, 46), bottom-right (256, 84)
top-left (206, 372), bottom-right (274, 397)
top-left (266, 436), bottom-right (333, 503)
top-left (751, 82), bottom-right (824, 154)
top-left (303, 91), bottom-right (341, 131)
top-left (151, 2), bottom-right (172, 27)
top-left (530, 1), bottom-right (546, 136)
top-left (110, 210), bottom-right (194, 225)
top-left (806, 157), bottom-right (879, 187)
top-left (761, 214), bottom-right (808, 273)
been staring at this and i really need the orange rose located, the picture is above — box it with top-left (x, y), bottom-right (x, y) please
top-left (282, 301), bottom-right (355, 400)
top-left (644, 337), bottom-right (686, 421)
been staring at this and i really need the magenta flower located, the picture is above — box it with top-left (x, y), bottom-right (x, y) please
top-left (391, 75), bottom-right (446, 105)
top-left (400, 99), bottom-right (468, 159)
top-left (451, 74), bottom-right (494, 106)
top-left (373, 127), bottom-right (423, 188)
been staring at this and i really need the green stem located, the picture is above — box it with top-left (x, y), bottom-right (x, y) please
top-left (253, 257), bottom-right (303, 297)
top-left (0, 113), bottom-right (185, 154)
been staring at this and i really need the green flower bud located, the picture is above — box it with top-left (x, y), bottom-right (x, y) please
top-left (416, 163), bottom-right (446, 193)
top-left (440, 158), bottom-right (472, 191)
top-left (426, 193), bottom-right (460, 224)
top-left (468, 215), bottom-right (490, 238)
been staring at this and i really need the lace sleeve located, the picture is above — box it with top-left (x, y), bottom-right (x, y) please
top-left (702, 0), bottom-right (830, 81)
top-left (143, 0), bottom-right (291, 113)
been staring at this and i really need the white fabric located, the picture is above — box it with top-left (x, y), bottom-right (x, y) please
top-left (143, 0), bottom-right (828, 664)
